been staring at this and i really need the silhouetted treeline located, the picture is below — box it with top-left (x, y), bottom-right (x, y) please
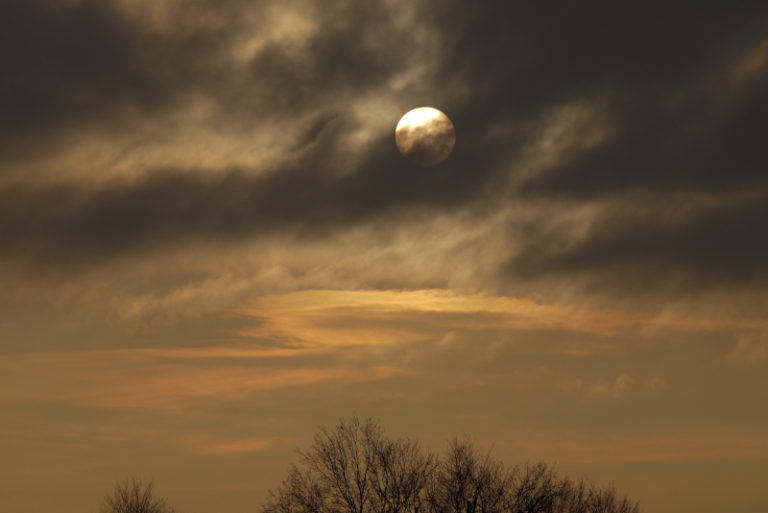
top-left (101, 416), bottom-right (640, 513)
top-left (101, 478), bottom-right (175, 513)
top-left (262, 416), bottom-right (639, 513)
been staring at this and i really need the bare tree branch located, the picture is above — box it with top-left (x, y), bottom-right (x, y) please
top-left (101, 478), bottom-right (174, 513)
top-left (262, 416), bottom-right (640, 513)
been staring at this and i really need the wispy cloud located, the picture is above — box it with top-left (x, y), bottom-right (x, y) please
top-left (502, 431), bottom-right (768, 465)
top-left (182, 435), bottom-right (282, 455)
top-left (563, 372), bottom-right (634, 399)
top-left (0, 347), bottom-right (405, 410)
top-left (727, 335), bottom-right (768, 365)
top-left (237, 289), bottom-right (652, 347)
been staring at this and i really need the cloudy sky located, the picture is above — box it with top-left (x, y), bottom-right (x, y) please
top-left (2, 1), bottom-right (767, 512)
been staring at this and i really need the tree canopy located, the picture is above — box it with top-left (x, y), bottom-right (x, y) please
top-left (101, 478), bottom-right (175, 513)
top-left (262, 416), bottom-right (639, 513)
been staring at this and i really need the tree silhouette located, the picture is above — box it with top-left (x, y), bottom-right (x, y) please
top-left (101, 478), bottom-right (175, 513)
top-left (262, 416), bottom-right (639, 513)
top-left (263, 416), bottom-right (435, 513)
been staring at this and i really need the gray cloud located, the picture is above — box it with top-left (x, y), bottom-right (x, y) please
top-left (3, 0), bottom-right (768, 291)
top-left (0, 125), bottom-right (506, 271)
top-left (0, 0), bottom-right (245, 162)
top-left (508, 193), bottom-right (768, 293)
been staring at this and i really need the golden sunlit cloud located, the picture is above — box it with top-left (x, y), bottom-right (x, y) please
top-left (182, 436), bottom-right (281, 455)
top-left (236, 289), bottom-right (651, 349)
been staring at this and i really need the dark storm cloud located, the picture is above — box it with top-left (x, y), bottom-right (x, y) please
top-left (520, 68), bottom-right (768, 196)
top-left (4, 0), bottom-right (768, 291)
top-left (0, 0), bottom-right (243, 162)
top-left (247, 3), bottom-right (412, 113)
top-left (0, 115), bottom-right (508, 270)
top-left (420, 0), bottom-right (768, 291)
top-left (434, 1), bottom-right (768, 129)
top-left (0, 0), bottom-right (447, 158)
top-left (256, 0), bottom-right (768, 197)
top-left (508, 193), bottom-right (768, 291)
top-left (0, 0), bottom-right (510, 271)
top-left (425, 0), bottom-right (768, 194)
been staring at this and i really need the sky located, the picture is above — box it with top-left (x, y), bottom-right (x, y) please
top-left (1, 1), bottom-right (767, 512)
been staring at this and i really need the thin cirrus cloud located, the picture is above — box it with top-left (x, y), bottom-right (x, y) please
top-left (0, 346), bottom-right (404, 410)
top-left (182, 435), bottom-right (281, 455)
top-left (501, 431), bottom-right (768, 465)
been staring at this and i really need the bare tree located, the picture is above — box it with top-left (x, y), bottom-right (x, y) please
top-left (426, 437), bottom-right (511, 513)
top-left (262, 416), bottom-right (640, 513)
top-left (262, 416), bottom-right (435, 513)
top-left (101, 478), bottom-right (175, 513)
top-left (430, 439), bottom-right (639, 513)
top-left (368, 428), bottom-right (436, 513)
top-left (580, 483), bottom-right (638, 513)
top-left (506, 462), bottom-right (568, 513)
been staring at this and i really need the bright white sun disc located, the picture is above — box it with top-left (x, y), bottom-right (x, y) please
top-left (395, 107), bottom-right (455, 166)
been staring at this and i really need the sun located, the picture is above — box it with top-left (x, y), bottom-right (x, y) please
top-left (395, 107), bottom-right (456, 166)
top-left (396, 107), bottom-right (443, 131)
